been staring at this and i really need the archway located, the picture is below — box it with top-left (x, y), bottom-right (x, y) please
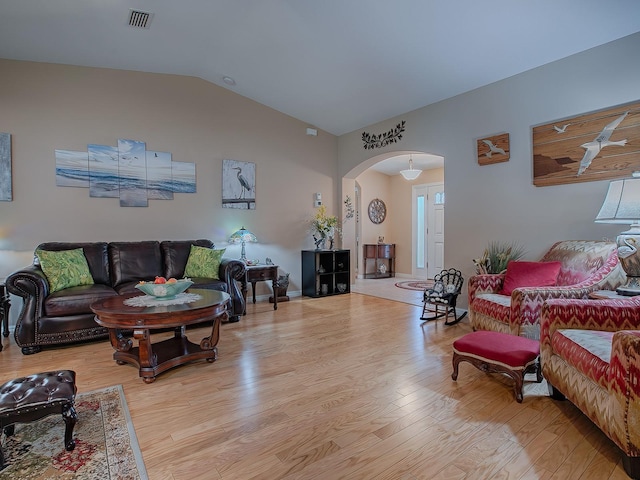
top-left (341, 150), bottom-right (444, 284)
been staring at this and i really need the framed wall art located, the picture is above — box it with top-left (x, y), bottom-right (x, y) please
top-left (477, 133), bottom-right (510, 166)
top-left (533, 101), bottom-right (640, 187)
top-left (56, 138), bottom-right (196, 206)
top-left (222, 159), bottom-right (255, 209)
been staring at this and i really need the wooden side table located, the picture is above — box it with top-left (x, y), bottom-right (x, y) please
top-left (243, 265), bottom-right (279, 311)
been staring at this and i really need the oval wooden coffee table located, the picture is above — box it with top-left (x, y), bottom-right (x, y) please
top-left (91, 289), bottom-right (230, 383)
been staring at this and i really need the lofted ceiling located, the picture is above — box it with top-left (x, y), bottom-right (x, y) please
top-left (0, 1), bottom-right (639, 139)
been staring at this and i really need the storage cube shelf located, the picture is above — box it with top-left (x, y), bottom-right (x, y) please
top-left (363, 243), bottom-right (395, 279)
top-left (301, 250), bottom-right (350, 297)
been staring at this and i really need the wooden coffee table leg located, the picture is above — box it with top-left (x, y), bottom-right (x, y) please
top-left (134, 328), bottom-right (157, 383)
top-left (201, 313), bottom-right (225, 362)
top-left (109, 329), bottom-right (133, 365)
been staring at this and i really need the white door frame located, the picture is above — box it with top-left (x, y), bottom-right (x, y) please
top-left (412, 182), bottom-right (444, 279)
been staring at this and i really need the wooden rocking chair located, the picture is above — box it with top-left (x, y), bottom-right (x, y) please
top-left (421, 268), bottom-right (467, 325)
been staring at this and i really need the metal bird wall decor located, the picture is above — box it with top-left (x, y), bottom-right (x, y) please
top-left (362, 120), bottom-right (406, 150)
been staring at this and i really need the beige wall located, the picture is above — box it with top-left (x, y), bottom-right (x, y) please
top-left (339, 33), bottom-right (640, 305)
top-left (3, 32), bottom-right (640, 313)
top-left (0, 59), bottom-right (339, 299)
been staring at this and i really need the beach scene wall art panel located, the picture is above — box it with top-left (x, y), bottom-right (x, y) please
top-left (55, 150), bottom-right (89, 187)
top-left (89, 144), bottom-right (119, 198)
top-left (55, 138), bottom-right (196, 206)
top-left (118, 139), bottom-right (148, 207)
top-left (533, 101), bottom-right (640, 187)
top-left (222, 159), bottom-right (255, 209)
top-left (171, 161), bottom-right (196, 194)
top-left (0, 133), bottom-right (11, 201)
top-left (146, 151), bottom-right (174, 200)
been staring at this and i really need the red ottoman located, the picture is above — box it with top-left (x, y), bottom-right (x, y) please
top-left (452, 331), bottom-right (541, 403)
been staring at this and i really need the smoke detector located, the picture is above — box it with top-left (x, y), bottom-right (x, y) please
top-left (127, 9), bottom-right (154, 29)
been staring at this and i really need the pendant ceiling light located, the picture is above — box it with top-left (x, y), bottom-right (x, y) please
top-left (400, 155), bottom-right (422, 180)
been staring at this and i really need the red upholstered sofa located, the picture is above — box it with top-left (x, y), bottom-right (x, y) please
top-left (541, 296), bottom-right (640, 478)
top-left (468, 240), bottom-right (625, 340)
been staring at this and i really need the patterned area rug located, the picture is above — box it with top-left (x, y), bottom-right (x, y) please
top-left (395, 280), bottom-right (434, 291)
top-left (0, 385), bottom-right (147, 479)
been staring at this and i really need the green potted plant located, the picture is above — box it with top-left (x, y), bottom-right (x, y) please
top-left (473, 241), bottom-right (526, 274)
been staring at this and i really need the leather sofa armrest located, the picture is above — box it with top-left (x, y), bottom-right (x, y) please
top-left (7, 264), bottom-right (50, 299)
top-left (220, 258), bottom-right (246, 282)
top-left (6, 264), bottom-right (50, 348)
top-left (219, 259), bottom-right (246, 320)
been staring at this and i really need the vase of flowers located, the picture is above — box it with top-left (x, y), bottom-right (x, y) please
top-left (311, 205), bottom-right (339, 250)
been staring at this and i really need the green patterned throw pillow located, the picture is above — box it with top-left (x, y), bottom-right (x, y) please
top-left (36, 248), bottom-right (94, 293)
top-left (184, 245), bottom-right (225, 279)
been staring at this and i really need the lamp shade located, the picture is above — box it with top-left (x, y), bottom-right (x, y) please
top-left (595, 177), bottom-right (640, 296)
top-left (229, 226), bottom-right (257, 263)
top-left (595, 178), bottom-right (640, 225)
top-left (400, 156), bottom-right (422, 180)
top-left (228, 226), bottom-right (257, 244)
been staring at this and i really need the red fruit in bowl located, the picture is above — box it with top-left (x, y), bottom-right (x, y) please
top-left (154, 276), bottom-right (167, 284)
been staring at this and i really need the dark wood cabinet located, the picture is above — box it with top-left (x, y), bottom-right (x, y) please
top-left (301, 250), bottom-right (350, 297)
top-left (363, 243), bottom-right (395, 279)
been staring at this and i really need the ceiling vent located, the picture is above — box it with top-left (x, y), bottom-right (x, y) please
top-left (127, 9), bottom-right (154, 29)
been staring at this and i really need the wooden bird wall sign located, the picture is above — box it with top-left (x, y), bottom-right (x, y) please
top-left (532, 101), bottom-right (640, 187)
top-left (477, 133), bottom-right (510, 165)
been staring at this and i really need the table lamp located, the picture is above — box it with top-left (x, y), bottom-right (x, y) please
top-left (595, 174), bottom-right (640, 295)
top-left (229, 226), bottom-right (257, 263)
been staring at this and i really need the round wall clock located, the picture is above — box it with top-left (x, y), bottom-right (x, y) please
top-left (368, 198), bottom-right (387, 224)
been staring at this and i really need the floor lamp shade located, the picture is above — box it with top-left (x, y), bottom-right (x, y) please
top-left (596, 178), bottom-right (640, 295)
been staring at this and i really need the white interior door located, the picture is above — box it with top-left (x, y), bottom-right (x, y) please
top-left (427, 183), bottom-right (445, 278)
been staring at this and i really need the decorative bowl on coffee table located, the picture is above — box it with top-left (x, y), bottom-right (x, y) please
top-left (135, 279), bottom-right (193, 299)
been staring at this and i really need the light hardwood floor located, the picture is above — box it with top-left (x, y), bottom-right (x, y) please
top-left (0, 292), bottom-right (630, 479)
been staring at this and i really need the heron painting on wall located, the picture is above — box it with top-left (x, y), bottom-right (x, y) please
top-left (222, 159), bottom-right (256, 209)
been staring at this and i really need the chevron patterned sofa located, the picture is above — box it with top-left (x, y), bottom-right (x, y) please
top-left (468, 240), bottom-right (626, 340)
top-left (541, 296), bottom-right (640, 479)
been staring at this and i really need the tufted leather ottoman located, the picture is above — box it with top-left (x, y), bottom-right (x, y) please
top-left (0, 370), bottom-right (77, 469)
top-left (451, 331), bottom-right (542, 403)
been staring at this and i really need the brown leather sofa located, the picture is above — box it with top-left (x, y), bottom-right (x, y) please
top-left (6, 240), bottom-right (246, 354)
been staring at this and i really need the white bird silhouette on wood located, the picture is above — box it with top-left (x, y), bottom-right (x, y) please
top-left (577, 111), bottom-right (629, 176)
top-left (482, 139), bottom-right (506, 158)
top-left (553, 124), bottom-right (570, 133)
